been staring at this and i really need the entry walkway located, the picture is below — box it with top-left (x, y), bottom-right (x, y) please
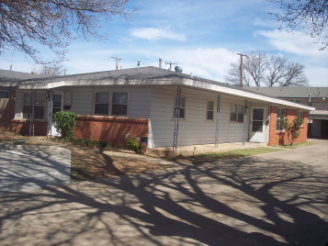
top-left (0, 144), bottom-right (71, 194)
top-left (148, 141), bottom-right (268, 157)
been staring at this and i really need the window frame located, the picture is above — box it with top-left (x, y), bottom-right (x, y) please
top-left (22, 90), bottom-right (47, 121)
top-left (0, 90), bottom-right (10, 98)
top-left (297, 111), bottom-right (304, 127)
top-left (173, 96), bottom-right (186, 119)
top-left (276, 108), bottom-right (286, 131)
top-left (93, 90), bottom-right (130, 117)
top-left (206, 100), bottom-right (215, 121)
top-left (230, 104), bottom-right (244, 123)
top-left (52, 91), bottom-right (64, 117)
top-left (112, 92), bottom-right (129, 116)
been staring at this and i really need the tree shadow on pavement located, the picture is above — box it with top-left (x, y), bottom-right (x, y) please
top-left (0, 155), bottom-right (327, 246)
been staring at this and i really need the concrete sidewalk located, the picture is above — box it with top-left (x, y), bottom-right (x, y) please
top-left (0, 139), bottom-right (327, 246)
top-left (0, 144), bottom-right (71, 194)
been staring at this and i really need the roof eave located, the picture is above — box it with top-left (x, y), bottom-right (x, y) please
top-left (16, 77), bottom-right (315, 111)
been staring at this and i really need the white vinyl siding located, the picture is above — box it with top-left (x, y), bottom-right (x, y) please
top-left (62, 86), bottom-right (151, 118)
top-left (148, 86), bottom-right (250, 148)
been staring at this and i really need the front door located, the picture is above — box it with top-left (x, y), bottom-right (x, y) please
top-left (249, 107), bottom-right (266, 142)
top-left (49, 92), bottom-right (64, 136)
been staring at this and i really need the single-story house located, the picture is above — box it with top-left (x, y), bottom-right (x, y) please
top-left (245, 87), bottom-right (328, 139)
top-left (1, 66), bottom-right (315, 150)
top-left (0, 69), bottom-right (42, 131)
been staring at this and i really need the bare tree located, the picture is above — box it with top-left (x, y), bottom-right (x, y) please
top-left (31, 65), bottom-right (65, 76)
top-left (267, 0), bottom-right (328, 51)
top-left (225, 61), bottom-right (251, 86)
top-left (280, 62), bottom-right (309, 87)
top-left (0, 0), bottom-right (137, 63)
top-left (243, 50), bottom-right (268, 87)
top-left (265, 56), bottom-right (288, 87)
top-left (225, 50), bottom-right (309, 87)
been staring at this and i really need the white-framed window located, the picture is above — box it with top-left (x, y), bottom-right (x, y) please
top-left (112, 93), bottom-right (128, 115)
top-left (95, 92), bottom-right (110, 115)
top-left (207, 101), bottom-right (214, 121)
top-left (230, 104), bottom-right (243, 123)
top-left (276, 108), bottom-right (285, 131)
top-left (173, 97), bottom-right (186, 119)
top-left (0, 90), bottom-right (9, 98)
top-left (297, 111), bottom-right (304, 126)
top-left (23, 92), bottom-right (46, 120)
top-left (94, 92), bottom-right (128, 116)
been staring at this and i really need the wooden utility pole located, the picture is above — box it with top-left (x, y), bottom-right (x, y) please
top-left (237, 53), bottom-right (247, 87)
top-left (165, 61), bottom-right (177, 70)
top-left (111, 57), bottom-right (121, 70)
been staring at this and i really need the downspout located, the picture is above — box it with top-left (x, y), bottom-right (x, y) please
top-left (243, 100), bottom-right (248, 145)
top-left (173, 87), bottom-right (181, 151)
top-left (215, 94), bottom-right (221, 148)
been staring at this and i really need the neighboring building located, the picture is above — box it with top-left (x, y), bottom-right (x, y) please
top-left (1, 66), bottom-right (314, 150)
top-left (0, 69), bottom-right (42, 131)
top-left (245, 87), bottom-right (328, 139)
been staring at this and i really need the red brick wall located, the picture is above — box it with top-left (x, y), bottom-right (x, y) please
top-left (268, 106), bottom-right (308, 146)
top-left (11, 119), bottom-right (48, 136)
top-left (74, 116), bottom-right (149, 150)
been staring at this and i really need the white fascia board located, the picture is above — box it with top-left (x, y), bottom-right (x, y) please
top-left (17, 77), bottom-right (315, 111)
top-left (179, 78), bottom-right (315, 111)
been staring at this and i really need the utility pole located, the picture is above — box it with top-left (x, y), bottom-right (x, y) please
top-left (237, 53), bottom-right (247, 88)
top-left (165, 61), bottom-right (177, 70)
top-left (111, 57), bottom-right (121, 70)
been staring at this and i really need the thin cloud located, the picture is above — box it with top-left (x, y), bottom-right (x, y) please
top-left (130, 27), bottom-right (186, 42)
top-left (256, 29), bottom-right (327, 58)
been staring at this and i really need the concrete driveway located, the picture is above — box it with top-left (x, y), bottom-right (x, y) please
top-left (0, 145), bottom-right (71, 194)
top-left (0, 139), bottom-right (327, 246)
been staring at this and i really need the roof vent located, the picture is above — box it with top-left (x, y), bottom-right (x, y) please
top-left (175, 66), bottom-right (183, 73)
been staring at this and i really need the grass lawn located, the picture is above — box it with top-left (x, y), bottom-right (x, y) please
top-left (163, 147), bottom-right (282, 164)
top-left (271, 142), bottom-right (317, 149)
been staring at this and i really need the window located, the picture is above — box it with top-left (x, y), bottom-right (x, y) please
top-left (112, 93), bottom-right (128, 115)
top-left (207, 101), bottom-right (214, 120)
top-left (52, 94), bottom-right (62, 115)
top-left (173, 97), bottom-right (185, 118)
top-left (297, 112), bottom-right (304, 126)
top-left (23, 92), bottom-right (45, 120)
top-left (230, 104), bottom-right (243, 123)
top-left (297, 112), bottom-right (303, 120)
top-left (95, 92), bottom-right (109, 115)
top-left (276, 108), bottom-right (285, 131)
top-left (94, 92), bottom-right (128, 116)
top-left (0, 90), bottom-right (9, 98)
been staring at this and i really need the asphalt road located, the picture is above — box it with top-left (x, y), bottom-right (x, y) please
top-left (0, 139), bottom-right (327, 246)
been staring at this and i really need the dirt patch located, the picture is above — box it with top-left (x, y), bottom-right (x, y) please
top-left (71, 149), bottom-right (176, 182)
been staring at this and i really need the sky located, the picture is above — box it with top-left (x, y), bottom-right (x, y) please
top-left (0, 0), bottom-right (327, 87)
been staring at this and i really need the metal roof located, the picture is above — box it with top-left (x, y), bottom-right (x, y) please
top-left (244, 86), bottom-right (328, 99)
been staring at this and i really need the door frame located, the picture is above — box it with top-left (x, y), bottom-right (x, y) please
top-left (249, 106), bottom-right (267, 142)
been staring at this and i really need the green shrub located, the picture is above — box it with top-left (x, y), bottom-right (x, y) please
top-left (53, 111), bottom-right (77, 139)
top-left (126, 138), bottom-right (144, 153)
top-left (280, 116), bottom-right (303, 146)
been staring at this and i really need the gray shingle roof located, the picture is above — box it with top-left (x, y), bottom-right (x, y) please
top-left (244, 86), bottom-right (328, 99)
top-left (0, 69), bottom-right (44, 83)
top-left (7, 66), bottom-right (271, 96)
